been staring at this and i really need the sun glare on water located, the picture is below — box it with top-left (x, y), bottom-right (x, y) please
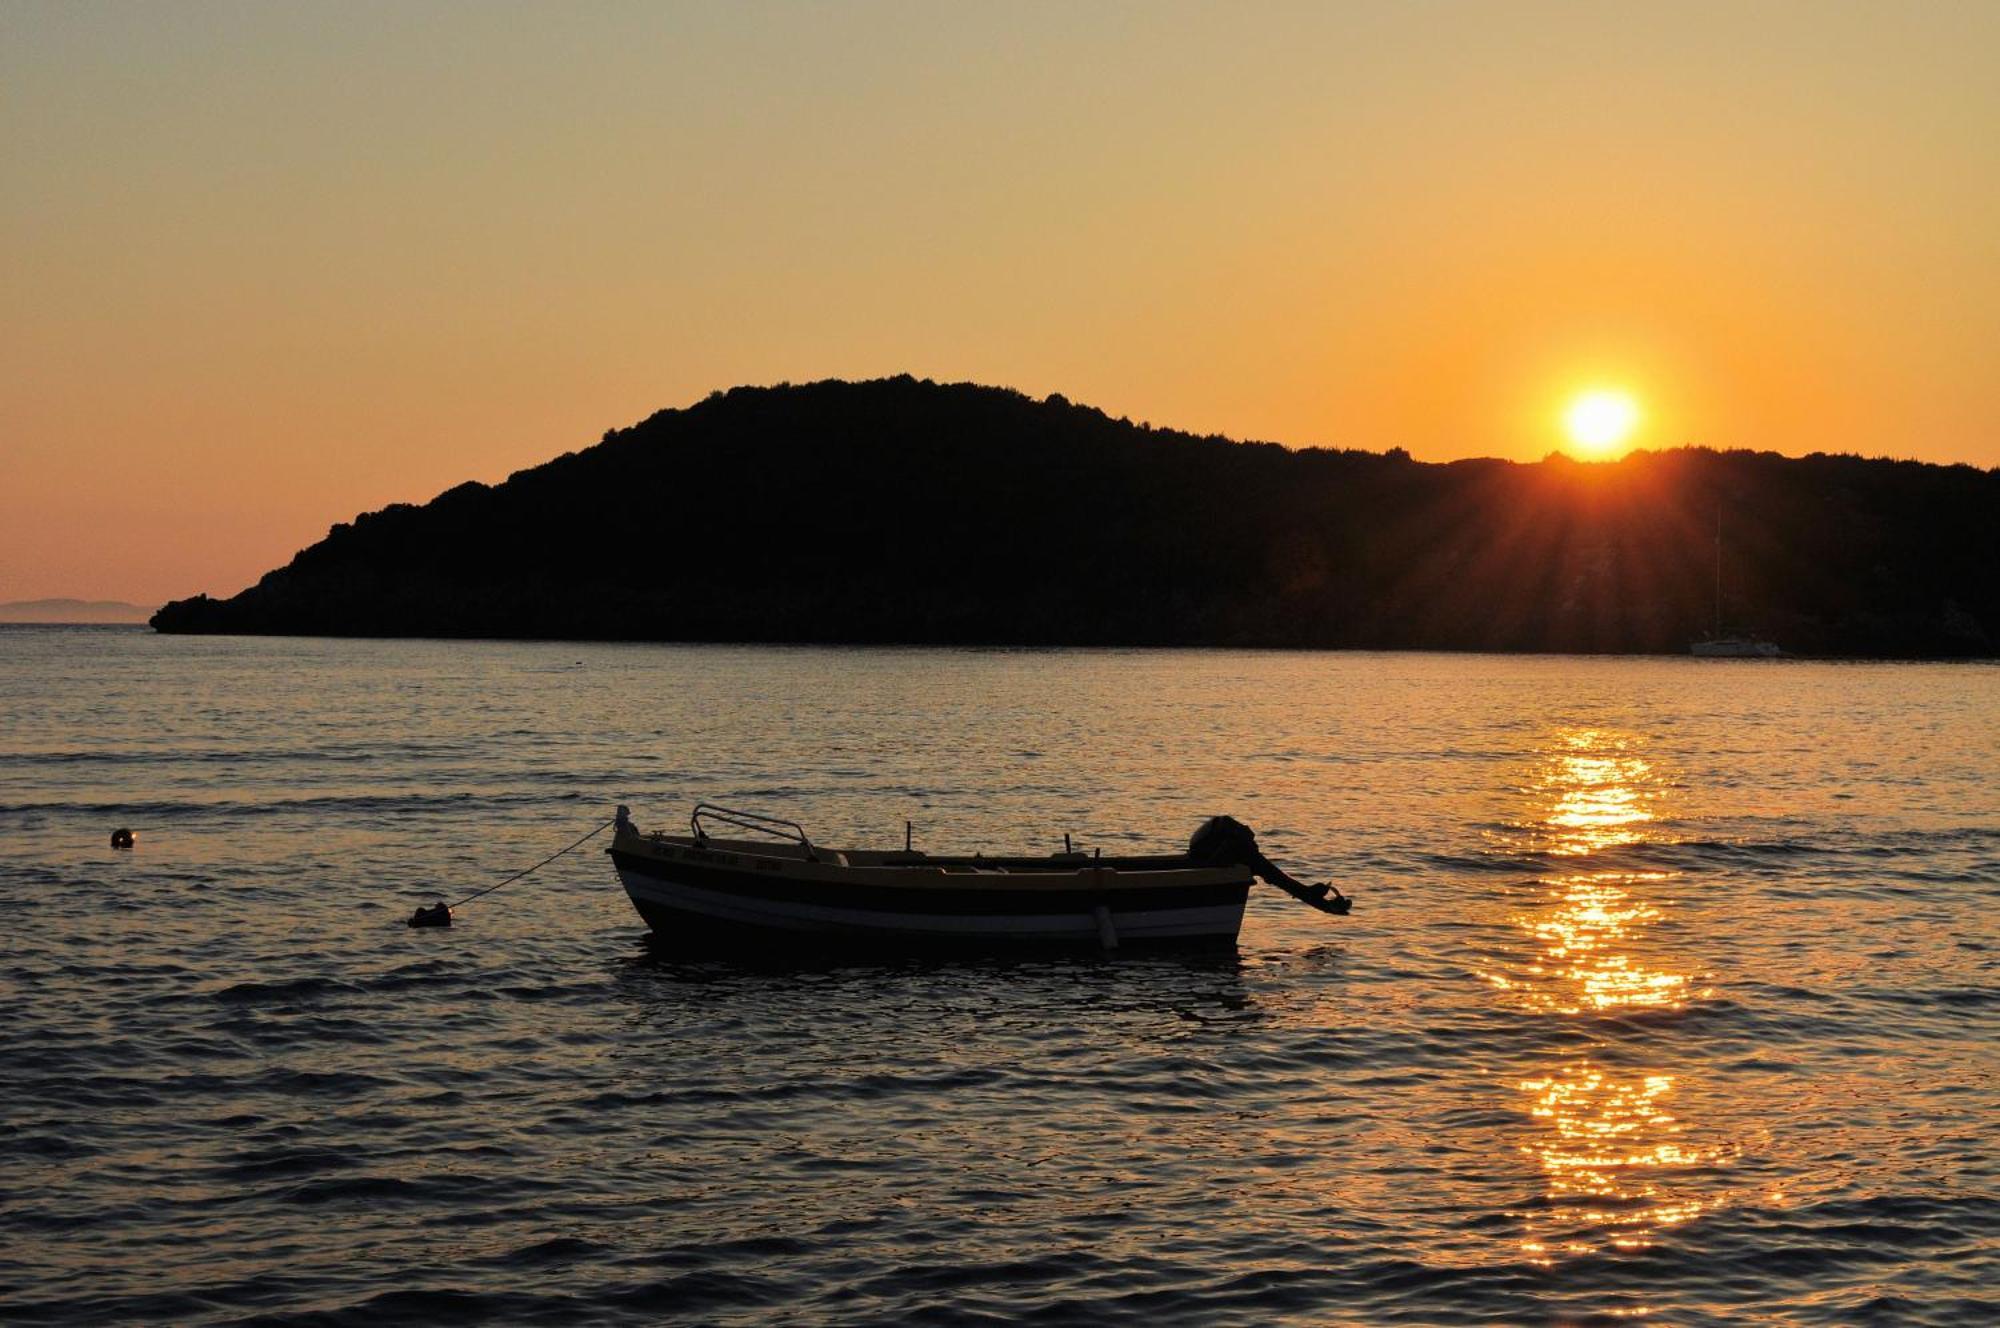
top-left (1563, 389), bottom-right (1641, 458)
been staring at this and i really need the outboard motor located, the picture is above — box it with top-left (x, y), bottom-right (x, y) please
top-left (1190, 816), bottom-right (1351, 915)
top-left (1188, 815), bottom-right (1259, 867)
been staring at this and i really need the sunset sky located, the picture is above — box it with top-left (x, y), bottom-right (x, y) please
top-left (4, 2), bottom-right (1995, 605)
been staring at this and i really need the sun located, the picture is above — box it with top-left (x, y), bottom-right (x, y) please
top-left (1563, 389), bottom-right (1641, 457)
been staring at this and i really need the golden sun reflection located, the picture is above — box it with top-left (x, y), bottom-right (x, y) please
top-left (1488, 726), bottom-right (1733, 1262)
top-left (1539, 729), bottom-right (1658, 857)
top-left (1487, 871), bottom-right (1695, 1014)
top-left (1483, 728), bottom-right (1700, 1015)
top-left (1517, 1061), bottom-right (1726, 1259)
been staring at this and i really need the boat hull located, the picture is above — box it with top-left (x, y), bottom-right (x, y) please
top-left (609, 836), bottom-right (1251, 948)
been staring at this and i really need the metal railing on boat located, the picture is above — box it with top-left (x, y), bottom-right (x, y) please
top-left (690, 803), bottom-right (820, 859)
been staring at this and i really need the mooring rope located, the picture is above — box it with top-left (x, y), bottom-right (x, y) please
top-left (445, 816), bottom-right (616, 911)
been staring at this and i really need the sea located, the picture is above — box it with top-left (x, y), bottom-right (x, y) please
top-left (1, 626), bottom-right (1994, 1326)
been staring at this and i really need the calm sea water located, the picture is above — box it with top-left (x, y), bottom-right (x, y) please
top-left (1, 627), bottom-right (1994, 1325)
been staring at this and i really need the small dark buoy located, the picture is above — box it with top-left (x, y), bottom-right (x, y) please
top-left (110, 827), bottom-right (135, 850)
top-left (408, 902), bottom-right (452, 928)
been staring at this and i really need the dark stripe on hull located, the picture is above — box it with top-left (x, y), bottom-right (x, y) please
top-left (609, 848), bottom-right (1251, 917)
top-left (616, 866), bottom-right (1246, 944)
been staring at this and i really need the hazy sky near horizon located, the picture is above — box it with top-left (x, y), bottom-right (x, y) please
top-left (4, 2), bottom-right (1996, 603)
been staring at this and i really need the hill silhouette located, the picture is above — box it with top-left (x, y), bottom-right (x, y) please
top-left (1, 598), bottom-right (156, 624)
top-left (152, 377), bottom-right (1997, 655)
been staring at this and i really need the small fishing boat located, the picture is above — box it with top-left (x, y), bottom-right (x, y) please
top-left (607, 804), bottom-right (1349, 949)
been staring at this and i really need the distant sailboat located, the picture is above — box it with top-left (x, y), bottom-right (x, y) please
top-left (1692, 512), bottom-right (1781, 657)
top-left (1691, 635), bottom-right (1781, 658)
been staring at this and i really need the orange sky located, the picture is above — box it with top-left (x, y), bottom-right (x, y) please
top-left (3, 2), bottom-right (1995, 604)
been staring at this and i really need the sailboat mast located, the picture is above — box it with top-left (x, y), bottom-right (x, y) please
top-left (1713, 508), bottom-right (1723, 637)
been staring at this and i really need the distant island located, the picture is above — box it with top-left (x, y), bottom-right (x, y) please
top-left (153, 377), bottom-right (1996, 656)
top-left (3, 598), bottom-right (157, 624)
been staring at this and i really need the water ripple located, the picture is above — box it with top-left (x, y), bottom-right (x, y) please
top-left (2, 636), bottom-right (1994, 1324)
